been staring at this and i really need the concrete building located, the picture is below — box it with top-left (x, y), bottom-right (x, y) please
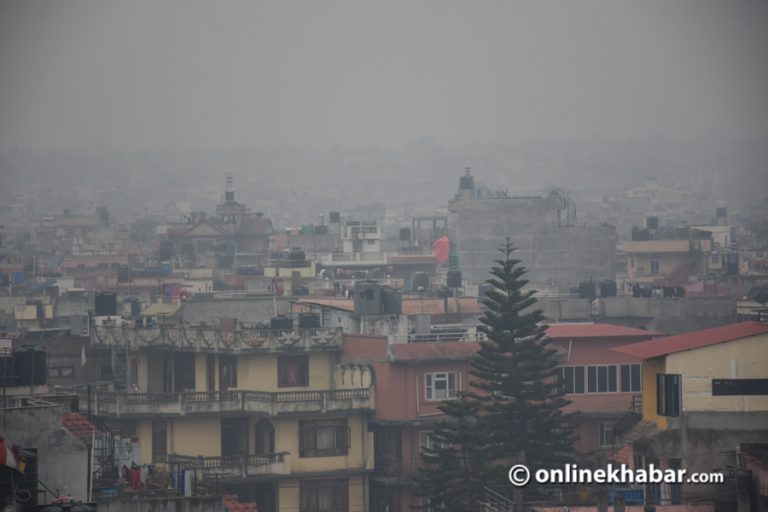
top-left (447, 169), bottom-right (617, 291)
top-left (87, 320), bottom-right (374, 512)
top-left (613, 321), bottom-right (768, 506)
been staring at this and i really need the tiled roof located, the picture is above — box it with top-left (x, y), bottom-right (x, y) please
top-left (546, 323), bottom-right (662, 339)
top-left (62, 413), bottom-right (97, 439)
top-left (390, 341), bottom-right (480, 361)
top-left (613, 321), bottom-right (768, 360)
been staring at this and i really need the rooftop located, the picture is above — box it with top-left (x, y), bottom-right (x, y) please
top-left (390, 341), bottom-right (480, 362)
top-left (546, 323), bottom-right (662, 340)
top-left (613, 321), bottom-right (768, 360)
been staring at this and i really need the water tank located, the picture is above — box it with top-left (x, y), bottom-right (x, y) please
top-left (94, 292), bottom-right (117, 316)
top-left (381, 287), bottom-right (403, 315)
top-left (631, 228), bottom-right (650, 241)
top-left (412, 272), bottom-right (430, 292)
top-left (447, 270), bottom-right (462, 288)
top-left (399, 227), bottom-right (411, 241)
top-left (270, 315), bottom-right (294, 330)
top-left (329, 211), bottom-right (341, 224)
top-left (354, 281), bottom-right (382, 316)
top-left (459, 167), bottom-right (474, 191)
top-left (578, 281), bottom-right (597, 300)
top-left (478, 283), bottom-right (493, 300)
top-left (298, 313), bottom-right (321, 328)
top-left (413, 314), bottom-right (431, 335)
top-left (600, 280), bottom-right (617, 298)
top-left (646, 217), bottom-right (659, 230)
top-left (14, 347), bottom-right (47, 386)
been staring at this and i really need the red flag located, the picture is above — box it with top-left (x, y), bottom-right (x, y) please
top-left (0, 436), bottom-right (26, 473)
top-left (431, 236), bottom-right (450, 264)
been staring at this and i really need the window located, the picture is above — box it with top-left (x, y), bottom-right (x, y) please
top-left (49, 366), bottom-right (75, 378)
top-left (278, 356), bottom-right (309, 387)
top-left (597, 422), bottom-right (616, 447)
top-left (152, 420), bottom-right (167, 462)
top-left (559, 365), bottom-right (630, 394)
top-left (712, 379), bottom-right (768, 396)
top-left (425, 372), bottom-right (460, 401)
top-left (419, 431), bottom-right (447, 452)
top-left (620, 364), bottom-right (642, 392)
top-left (650, 258), bottom-right (660, 275)
top-left (587, 365), bottom-right (617, 393)
top-left (657, 374), bottom-right (681, 417)
top-left (219, 355), bottom-right (238, 391)
top-left (255, 419), bottom-right (275, 455)
top-left (300, 478), bottom-right (348, 512)
top-left (221, 417), bottom-right (248, 456)
top-left (300, 420), bottom-right (349, 457)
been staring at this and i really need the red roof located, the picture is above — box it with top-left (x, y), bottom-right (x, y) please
top-left (613, 321), bottom-right (768, 360)
top-left (546, 323), bottom-right (661, 339)
top-left (62, 413), bottom-right (97, 439)
top-left (390, 341), bottom-right (480, 361)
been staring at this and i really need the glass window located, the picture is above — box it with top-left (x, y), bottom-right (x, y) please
top-left (300, 420), bottom-right (348, 457)
top-left (300, 479), bottom-right (348, 512)
top-left (425, 372), bottom-right (460, 401)
top-left (278, 356), bottom-right (309, 387)
top-left (597, 422), bottom-right (616, 447)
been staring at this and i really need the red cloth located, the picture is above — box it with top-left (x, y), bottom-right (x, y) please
top-left (431, 236), bottom-right (450, 264)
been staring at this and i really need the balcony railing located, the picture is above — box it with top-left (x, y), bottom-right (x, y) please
top-left (91, 325), bottom-right (343, 353)
top-left (167, 452), bottom-right (289, 479)
top-left (87, 388), bottom-right (373, 417)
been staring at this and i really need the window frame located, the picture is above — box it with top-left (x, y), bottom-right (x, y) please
top-left (300, 478), bottom-right (348, 512)
top-left (597, 422), bottom-right (617, 447)
top-left (299, 419), bottom-right (349, 458)
top-left (424, 371), bottom-right (461, 401)
top-left (278, 355), bottom-right (309, 388)
top-left (657, 373), bottom-right (682, 417)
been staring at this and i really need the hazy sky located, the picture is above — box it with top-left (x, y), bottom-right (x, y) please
top-left (1, 0), bottom-right (766, 150)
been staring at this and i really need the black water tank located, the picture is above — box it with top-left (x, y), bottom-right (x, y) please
top-left (298, 313), bottom-right (321, 328)
top-left (447, 270), bottom-right (462, 288)
top-left (646, 217), bottom-right (659, 230)
top-left (631, 228), bottom-right (650, 241)
top-left (94, 292), bottom-right (117, 316)
top-left (600, 280), bottom-right (617, 298)
top-left (270, 315), bottom-right (294, 330)
top-left (329, 211), bottom-right (341, 224)
top-left (14, 347), bottom-right (47, 386)
top-left (578, 281), bottom-right (597, 300)
top-left (399, 227), bottom-right (411, 241)
top-left (381, 287), bottom-right (403, 315)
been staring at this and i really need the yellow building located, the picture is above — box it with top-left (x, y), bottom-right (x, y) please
top-left (89, 322), bottom-right (374, 512)
top-left (623, 237), bottom-right (712, 285)
top-left (614, 321), bottom-right (768, 504)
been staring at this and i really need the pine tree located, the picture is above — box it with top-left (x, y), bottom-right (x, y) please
top-left (414, 397), bottom-right (492, 512)
top-left (469, 239), bottom-right (576, 481)
top-left (415, 240), bottom-right (576, 508)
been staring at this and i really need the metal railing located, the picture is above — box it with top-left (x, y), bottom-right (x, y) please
top-left (167, 452), bottom-right (288, 479)
top-left (91, 325), bottom-right (343, 352)
top-left (87, 387), bottom-right (372, 417)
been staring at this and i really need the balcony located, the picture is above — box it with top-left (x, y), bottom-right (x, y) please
top-left (87, 388), bottom-right (373, 418)
top-left (91, 325), bottom-right (343, 353)
top-left (167, 452), bottom-right (290, 480)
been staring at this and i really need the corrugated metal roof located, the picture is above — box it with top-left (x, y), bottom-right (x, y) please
top-left (613, 321), bottom-right (768, 360)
